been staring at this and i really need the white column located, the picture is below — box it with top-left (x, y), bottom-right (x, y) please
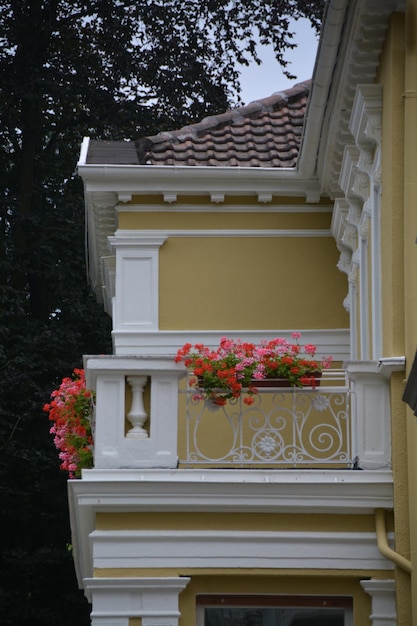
top-left (85, 577), bottom-right (191, 626)
top-left (360, 579), bottom-right (397, 625)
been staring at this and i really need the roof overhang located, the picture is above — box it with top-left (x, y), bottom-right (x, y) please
top-left (299, 0), bottom-right (406, 196)
top-left (78, 155), bottom-right (322, 202)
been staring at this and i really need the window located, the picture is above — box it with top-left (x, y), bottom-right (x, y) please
top-left (197, 595), bottom-right (353, 626)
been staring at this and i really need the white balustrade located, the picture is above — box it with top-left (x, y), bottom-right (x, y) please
top-left (84, 357), bottom-right (397, 471)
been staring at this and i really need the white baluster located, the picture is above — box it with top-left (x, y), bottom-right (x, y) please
top-left (126, 376), bottom-right (148, 438)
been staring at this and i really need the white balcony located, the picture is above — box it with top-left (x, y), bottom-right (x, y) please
top-left (84, 355), bottom-right (402, 472)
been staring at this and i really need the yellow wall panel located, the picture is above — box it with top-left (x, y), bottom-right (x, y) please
top-left (159, 237), bottom-right (349, 330)
top-left (96, 511), bottom-right (378, 533)
top-left (118, 211), bottom-right (332, 231)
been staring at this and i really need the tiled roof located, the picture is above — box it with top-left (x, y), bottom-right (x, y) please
top-left (87, 80), bottom-right (311, 168)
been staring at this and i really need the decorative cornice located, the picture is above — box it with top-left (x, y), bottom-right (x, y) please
top-left (331, 83), bottom-right (383, 298)
top-left (315, 0), bottom-right (401, 198)
top-left (78, 163), bottom-right (321, 200)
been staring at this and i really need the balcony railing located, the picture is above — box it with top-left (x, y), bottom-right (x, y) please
top-left (84, 356), bottom-right (396, 472)
top-left (181, 370), bottom-right (352, 468)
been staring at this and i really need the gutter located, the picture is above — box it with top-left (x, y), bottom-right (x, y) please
top-left (375, 509), bottom-right (412, 574)
top-left (77, 162), bottom-right (322, 203)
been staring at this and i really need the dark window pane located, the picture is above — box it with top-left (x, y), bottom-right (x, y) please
top-left (205, 607), bottom-right (345, 626)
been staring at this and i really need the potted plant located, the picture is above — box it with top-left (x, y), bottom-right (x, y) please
top-left (43, 368), bottom-right (94, 478)
top-left (175, 333), bottom-right (333, 407)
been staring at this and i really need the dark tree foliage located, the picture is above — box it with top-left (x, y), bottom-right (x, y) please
top-left (0, 1), bottom-right (324, 624)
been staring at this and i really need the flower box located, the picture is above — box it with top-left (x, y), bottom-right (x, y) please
top-left (176, 334), bottom-right (331, 406)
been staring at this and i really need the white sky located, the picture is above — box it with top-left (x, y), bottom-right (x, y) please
top-left (238, 18), bottom-right (319, 104)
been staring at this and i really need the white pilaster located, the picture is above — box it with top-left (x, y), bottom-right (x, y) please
top-left (108, 232), bottom-right (167, 336)
top-left (360, 579), bottom-right (397, 625)
top-left (84, 577), bottom-right (190, 626)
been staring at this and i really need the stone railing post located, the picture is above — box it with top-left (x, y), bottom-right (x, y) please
top-left (347, 358), bottom-right (404, 470)
top-left (85, 356), bottom-right (185, 469)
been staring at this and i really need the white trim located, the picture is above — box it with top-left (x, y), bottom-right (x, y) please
top-left (78, 137), bottom-right (90, 167)
top-left (116, 204), bottom-right (333, 213)
top-left (112, 228), bottom-right (332, 238)
top-left (371, 183), bottom-right (382, 359)
top-left (298, 0), bottom-right (349, 178)
top-left (359, 235), bottom-right (369, 359)
top-left (107, 328), bottom-right (350, 360)
top-left (68, 468), bottom-right (393, 585)
top-left (90, 529), bottom-right (393, 571)
top-left (360, 579), bottom-right (397, 625)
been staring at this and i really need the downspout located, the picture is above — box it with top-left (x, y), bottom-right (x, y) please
top-left (375, 509), bottom-right (412, 574)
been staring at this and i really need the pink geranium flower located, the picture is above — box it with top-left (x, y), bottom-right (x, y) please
top-left (43, 369), bottom-right (94, 479)
top-left (175, 334), bottom-right (333, 405)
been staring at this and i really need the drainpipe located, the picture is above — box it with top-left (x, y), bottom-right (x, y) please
top-left (404, 0), bottom-right (417, 612)
top-left (375, 509), bottom-right (412, 574)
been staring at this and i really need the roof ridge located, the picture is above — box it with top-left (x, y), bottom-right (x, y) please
top-left (140, 80), bottom-right (311, 147)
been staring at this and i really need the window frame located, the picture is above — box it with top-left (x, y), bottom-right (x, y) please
top-left (196, 594), bottom-right (354, 626)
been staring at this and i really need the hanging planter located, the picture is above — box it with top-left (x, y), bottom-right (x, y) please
top-left (175, 334), bottom-right (332, 406)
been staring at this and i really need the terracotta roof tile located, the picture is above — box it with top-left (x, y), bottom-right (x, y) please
top-left (87, 81), bottom-right (311, 168)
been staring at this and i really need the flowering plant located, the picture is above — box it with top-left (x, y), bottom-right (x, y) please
top-left (43, 368), bottom-right (94, 478)
top-left (175, 333), bottom-right (333, 407)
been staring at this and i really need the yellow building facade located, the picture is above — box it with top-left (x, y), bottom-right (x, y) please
top-left (71, 0), bottom-right (417, 624)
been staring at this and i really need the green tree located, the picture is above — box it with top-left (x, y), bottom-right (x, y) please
top-left (0, 1), bottom-right (324, 624)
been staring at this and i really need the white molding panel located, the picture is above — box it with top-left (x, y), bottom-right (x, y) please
top-left (110, 328), bottom-right (350, 360)
top-left (108, 233), bottom-right (167, 332)
top-left (90, 529), bottom-right (394, 571)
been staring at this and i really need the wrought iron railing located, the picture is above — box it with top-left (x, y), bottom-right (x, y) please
top-left (180, 370), bottom-right (352, 468)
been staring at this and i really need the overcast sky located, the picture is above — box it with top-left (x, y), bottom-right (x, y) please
top-left (238, 18), bottom-right (319, 104)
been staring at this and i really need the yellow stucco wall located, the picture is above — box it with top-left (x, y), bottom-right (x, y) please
top-left (159, 236), bottom-right (348, 330)
top-left (118, 204), bottom-right (349, 331)
top-left (378, 13), bottom-right (405, 358)
top-left (95, 510), bottom-right (392, 626)
top-left (378, 13), bottom-right (411, 626)
top-left (96, 511), bottom-right (381, 533)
